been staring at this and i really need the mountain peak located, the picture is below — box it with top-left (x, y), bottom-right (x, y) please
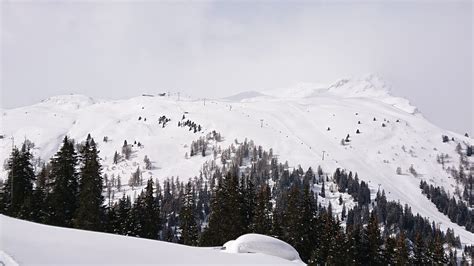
top-left (326, 74), bottom-right (391, 98)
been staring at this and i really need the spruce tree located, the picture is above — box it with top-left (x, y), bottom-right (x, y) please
top-left (29, 166), bottom-right (49, 223)
top-left (127, 194), bottom-right (145, 237)
top-left (413, 232), bottom-right (426, 264)
top-left (142, 179), bottom-right (161, 239)
top-left (202, 171), bottom-right (245, 245)
top-left (395, 232), bottom-right (409, 265)
top-left (3, 143), bottom-right (35, 218)
top-left (431, 233), bottom-right (446, 264)
top-left (282, 185), bottom-right (302, 247)
top-left (383, 236), bottom-right (397, 264)
top-left (367, 211), bottom-right (383, 264)
top-left (251, 184), bottom-right (272, 235)
top-left (298, 184), bottom-right (317, 262)
top-left (47, 136), bottom-right (78, 227)
top-left (74, 135), bottom-right (104, 231)
top-left (116, 194), bottom-right (132, 235)
top-left (240, 175), bottom-right (255, 231)
top-left (180, 181), bottom-right (199, 246)
top-left (346, 225), bottom-right (364, 265)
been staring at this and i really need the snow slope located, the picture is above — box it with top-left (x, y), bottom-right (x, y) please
top-left (0, 75), bottom-right (472, 246)
top-left (0, 215), bottom-right (303, 265)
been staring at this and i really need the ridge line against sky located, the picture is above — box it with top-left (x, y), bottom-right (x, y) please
top-left (1, 1), bottom-right (472, 134)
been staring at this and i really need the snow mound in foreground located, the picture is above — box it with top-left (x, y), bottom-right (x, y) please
top-left (0, 215), bottom-right (300, 265)
top-left (224, 234), bottom-right (303, 263)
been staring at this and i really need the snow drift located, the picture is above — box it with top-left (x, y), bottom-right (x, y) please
top-left (0, 215), bottom-right (302, 265)
top-left (224, 234), bottom-right (303, 263)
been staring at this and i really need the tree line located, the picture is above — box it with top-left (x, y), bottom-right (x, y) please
top-left (420, 180), bottom-right (473, 232)
top-left (0, 135), bottom-right (471, 265)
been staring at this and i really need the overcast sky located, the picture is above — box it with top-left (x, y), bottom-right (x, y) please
top-left (1, 1), bottom-right (472, 134)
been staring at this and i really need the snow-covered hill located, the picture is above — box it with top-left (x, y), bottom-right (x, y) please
top-left (0, 215), bottom-right (303, 265)
top-left (0, 74), bottom-right (473, 245)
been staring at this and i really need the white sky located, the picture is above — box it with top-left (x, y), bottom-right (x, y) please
top-left (1, 1), bottom-right (472, 134)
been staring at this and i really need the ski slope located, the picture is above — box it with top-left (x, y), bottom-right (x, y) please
top-left (0, 74), bottom-right (472, 245)
top-left (0, 215), bottom-right (303, 265)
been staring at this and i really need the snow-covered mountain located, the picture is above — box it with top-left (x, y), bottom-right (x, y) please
top-left (0, 74), bottom-right (472, 245)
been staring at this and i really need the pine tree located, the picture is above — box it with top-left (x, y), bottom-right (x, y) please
top-left (202, 171), bottom-right (245, 246)
top-left (113, 151), bottom-right (120, 164)
top-left (413, 232), bottom-right (426, 264)
top-left (251, 184), bottom-right (272, 235)
top-left (127, 193), bottom-right (145, 237)
top-left (29, 165), bottom-right (49, 223)
top-left (47, 136), bottom-right (78, 227)
top-left (431, 233), bottom-right (446, 264)
top-left (180, 181), bottom-right (199, 246)
top-left (241, 176), bottom-right (256, 231)
top-left (221, 172), bottom-right (245, 241)
top-left (142, 179), bottom-right (161, 239)
top-left (320, 179), bottom-right (326, 198)
top-left (282, 185), bottom-right (302, 247)
top-left (346, 225), bottom-right (364, 265)
top-left (3, 142), bottom-right (36, 218)
top-left (395, 232), bottom-right (409, 265)
top-left (298, 184), bottom-right (317, 262)
top-left (116, 194), bottom-right (132, 234)
top-left (367, 211), bottom-right (383, 264)
top-left (383, 236), bottom-right (397, 265)
top-left (74, 135), bottom-right (104, 231)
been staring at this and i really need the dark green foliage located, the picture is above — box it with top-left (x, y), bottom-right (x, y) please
top-left (366, 212), bottom-right (383, 264)
top-left (430, 233), bottom-right (447, 264)
top-left (413, 232), bottom-right (426, 264)
top-left (180, 182), bottom-right (199, 246)
top-left (201, 171), bottom-right (245, 246)
top-left (420, 180), bottom-right (473, 232)
top-left (47, 136), bottom-right (78, 227)
top-left (2, 143), bottom-right (35, 218)
top-left (74, 135), bottom-right (104, 231)
top-left (251, 184), bottom-right (272, 235)
top-left (141, 179), bottom-right (161, 239)
top-left (395, 232), bottom-right (409, 265)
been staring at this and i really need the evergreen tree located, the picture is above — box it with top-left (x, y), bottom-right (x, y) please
top-left (251, 184), bottom-right (272, 235)
top-left (3, 143), bottom-right (35, 218)
top-left (127, 194), bottom-right (145, 236)
top-left (395, 232), bottom-right (409, 265)
top-left (298, 184), bottom-right (317, 262)
top-left (113, 151), bottom-right (120, 164)
top-left (29, 166), bottom-right (49, 223)
top-left (282, 185), bottom-right (302, 247)
top-left (383, 236), bottom-right (397, 265)
top-left (74, 135), bottom-right (104, 231)
top-left (367, 211), bottom-right (383, 264)
top-left (431, 233), bottom-right (446, 264)
top-left (413, 232), bottom-right (426, 264)
top-left (346, 225), bottom-right (364, 265)
top-left (180, 181), bottom-right (199, 246)
top-left (116, 194), bottom-right (132, 234)
top-left (141, 179), bottom-right (161, 239)
top-left (202, 171), bottom-right (245, 246)
top-left (47, 136), bottom-right (78, 227)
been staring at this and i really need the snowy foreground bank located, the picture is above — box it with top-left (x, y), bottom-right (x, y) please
top-left (0, 215), bottom-right (304, 265)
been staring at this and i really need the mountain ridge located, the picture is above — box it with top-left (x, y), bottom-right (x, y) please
top-left (1, 76), bottom-right (472, 245)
